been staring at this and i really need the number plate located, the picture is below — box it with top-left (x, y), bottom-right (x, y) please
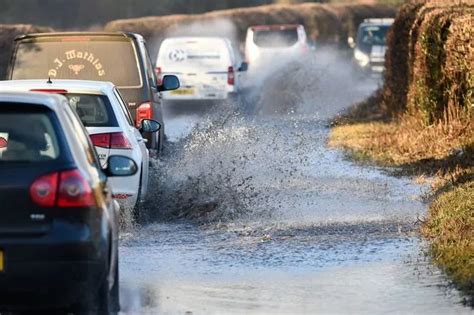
top-left (171, 88), bottom-right (195, 95)
top-left (0, 250), bottom-right (4, 272)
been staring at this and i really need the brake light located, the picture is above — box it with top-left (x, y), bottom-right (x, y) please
top-left (228, 66), bottom-right (235, 85)
top-left (30, 172), bottom-right (59, 207)
top-left (30, 89), bottom-right (68, 94)
top-left (57, 169), bottom-right (96, 207)
top-left (0, 137), bottom-right (7, 148)
top-left (90, 132), bottom-right (131, 149)
top-left (136, 102), bottom-right (153, 128)
top-left (30, 169), bottom-right (97, 208)
top-left (90, 133), bottom-right (110, 148)
top-left (155, 67), bottom-right (162, 85)
top-left (110, 132), bottom-right (132, 149)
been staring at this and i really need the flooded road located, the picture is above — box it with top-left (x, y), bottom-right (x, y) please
top-left (118, 54), bottom-right (471, 314)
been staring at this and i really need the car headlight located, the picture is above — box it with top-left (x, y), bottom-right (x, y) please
top-left (354, 49), bottom-right (370, 67)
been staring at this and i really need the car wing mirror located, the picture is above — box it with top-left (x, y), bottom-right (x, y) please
top-left (158, 75), bottom-right (180, 92)
top-left (104, 156), bottom-right (138, 177)
top-left (140, 119), bottom-right (161, 133)
top-left (239, 62), bottom-right (249, 72)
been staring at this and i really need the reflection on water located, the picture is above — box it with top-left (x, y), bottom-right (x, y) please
top-left (119, 223), bottom-right (470, 314)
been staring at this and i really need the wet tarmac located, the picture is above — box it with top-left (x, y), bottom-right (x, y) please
top-left (118, 54), bottom-right (472, 314)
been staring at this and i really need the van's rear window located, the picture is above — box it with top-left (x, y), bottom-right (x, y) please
top-left (254, 29), bottom-right (298, 48)
top-left (11, 38), bottom-right (142, 87)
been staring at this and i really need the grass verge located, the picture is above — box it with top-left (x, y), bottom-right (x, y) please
top-left (329, 100), bottom-right (473, 302)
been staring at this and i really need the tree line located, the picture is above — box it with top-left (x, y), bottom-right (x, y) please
top-left (0, 0), bottom-right (295, 29)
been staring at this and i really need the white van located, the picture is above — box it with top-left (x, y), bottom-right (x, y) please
top-left (156, 37), bottom-right (247, 101)
top-left (245, 24), bottom-right (309, 69)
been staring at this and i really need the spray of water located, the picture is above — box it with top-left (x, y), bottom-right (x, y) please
top-left (137, 44), bottom-right (385, 229)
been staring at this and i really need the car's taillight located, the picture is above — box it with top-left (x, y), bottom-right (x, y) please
top-left (57, 169), bottom-right (96, 207)
top-left (90, 132), bottom-right (131, 150)
top-left (30, 89), bottom-right (68, 94)
top-left (110, 132), bottom-right (132, 149)
top-left (228, 66), bottom-right (235, 85)
top-left (136, 102), bottom-right (153, 128)
top-left (30, 169), bottom-right (97, 208)
top-left (30, 172), bottom-right (59, 207)
top-left (90, 133), bottom-right (111, 148)
top-left (0, 137), bottom-right (7, 148)
top-left (155, 67), bottom-right (162, 85)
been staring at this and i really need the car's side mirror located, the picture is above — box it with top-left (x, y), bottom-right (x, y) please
top-left (158, 75), bottom-right (180, 92)
top-left (104, 156), bottom-right (138, 177)
top-left (348, 37), bottom-right (356, 49)
top-left (140, 119), bottom-right (161, 133)
top-left (239, 62), bottom-right (249, 72)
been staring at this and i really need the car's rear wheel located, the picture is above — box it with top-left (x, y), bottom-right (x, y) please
top-left (96, 247), bottom-right (119, 315)
top-left (132, 170), bottom-right (143, 224)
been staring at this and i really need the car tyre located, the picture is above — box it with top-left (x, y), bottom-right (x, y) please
top-left (132, 171), bottom-right (143, 224)
top-left (96, 254), bottom-right (119, 315)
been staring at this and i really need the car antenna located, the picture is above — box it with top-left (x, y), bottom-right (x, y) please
top-left (47, 77), bottom-right (52, 84)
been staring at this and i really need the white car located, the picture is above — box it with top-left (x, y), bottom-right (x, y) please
top-left (245, 24), bottom-right (309, 69)
top-left (0, 80), bottom-right (159, 213)
top-left (156, 37), bottom-right (247, 101)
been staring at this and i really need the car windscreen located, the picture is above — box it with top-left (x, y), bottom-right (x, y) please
top-left (357, 25), bottom-right (391, 52)
top-left (253, 29), bottom-right (299, 48)
top-left (158, 39), bottom-right (231, 72)
top-left (11, 37), bottom-right (142, 87)
top-left (64, 94), bottom-right (118, 127)
top-left (0, 104), bottom-right (60, 163)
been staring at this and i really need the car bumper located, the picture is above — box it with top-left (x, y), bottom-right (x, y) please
top-left (109, 169), bottom-right (141, 209)
top-left (0, 261), bottom-right (106, 310)
top-left (0, 218), bottom-right (109, 310)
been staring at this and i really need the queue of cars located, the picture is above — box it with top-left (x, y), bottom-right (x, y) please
top-left (0, 79), bottom-right (161, 213)
top-left (0, 31), bottom-right (179, 314)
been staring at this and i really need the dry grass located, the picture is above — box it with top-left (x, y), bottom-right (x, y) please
top-left (422, 181), bottom-right (474, 295)
top-left (329, 0), bottom-right (473, 293)
top-left (330, 104), bottom-right (473, 168)
top-left (330, 102), bottom-right (474, 300)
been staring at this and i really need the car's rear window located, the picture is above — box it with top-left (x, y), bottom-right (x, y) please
top-left (0, 105), bottom-right (60, 163)
top-left (254, 29), bottom-right (299, 48)
top-left (11, 37), bottom-right (142, 87)
top-left (64, 94), bottom-right (118, 127)
top-left (158, 38), bottom-right (231, 72)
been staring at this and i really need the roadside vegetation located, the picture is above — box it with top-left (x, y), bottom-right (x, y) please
top-left (330, 0), bottom-right (473, 300)
top-left (105, 3), bottom-right (396, 48)
top-left (1, 2), bottom-right (396, 79)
